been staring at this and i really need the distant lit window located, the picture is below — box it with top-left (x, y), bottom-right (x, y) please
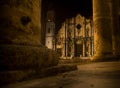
top-left (48, 28), bottom-right (51, 33)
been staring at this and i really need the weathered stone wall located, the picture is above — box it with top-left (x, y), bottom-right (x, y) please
top-left (0, 0), bottom-right (59, 85)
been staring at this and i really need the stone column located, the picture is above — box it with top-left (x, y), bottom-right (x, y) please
top-left (90, 20), bottom-right (94, 56)
top-left (0, 0), bottom-right (59, 70)
top-left (64, 21), bottom-right (67, 57)
top-left (109, 0), bottom-right (120, 58)
top-left (92, 0), bottom-right (113, 60)
top-left (0, 0), bottom-right (59, 84)
top-left (83, 18), bottom-right (86, 57)
top-left (0, 0), bottom-right (41, 70)
top-left (0, 0), bottom-right (41, 45)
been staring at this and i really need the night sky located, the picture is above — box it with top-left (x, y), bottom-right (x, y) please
top-left (54, 0), bottom-right (92, 18)
top-left (43, 0), bottom-right (93, 33)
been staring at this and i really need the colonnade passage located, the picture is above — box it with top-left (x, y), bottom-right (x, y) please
top-left (0, 0), bottom-right (120, 85)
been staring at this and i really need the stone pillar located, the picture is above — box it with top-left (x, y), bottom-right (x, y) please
top-left (0, 0), bottom-right (59, 84)
top-left (0, 0), bottom-right (59, 85)
top-left (90, 20), bottom-right (94, 56)
top-left (82, 41), bottom-right (85, 57)
top-left (109, 0), bottom-right (120, 58)
top-left (0, 0), bottom-right (59, 70)
top-left (0, 0), bottom-right (41, 45)
top-left (0, 0), bottom-right (41, 70)
top-left (73, 17), bottom-right (76, 57)
top-left (83, 18), bottom-right (86, 57)
top-left (92, 0), bottom-right (113, 60)
top-left (64, 21), bottom-right (67, 57)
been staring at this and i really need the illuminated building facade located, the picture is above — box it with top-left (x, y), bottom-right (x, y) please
top-left (56, 14), bottom-right (94, 59)
top-left (45, 10), bottom-right (56, 50)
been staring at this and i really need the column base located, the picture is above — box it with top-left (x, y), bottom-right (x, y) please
top-left (0, 44), bottom-right (59, 71)
top-left (0, 44), bottom-right (60, 85)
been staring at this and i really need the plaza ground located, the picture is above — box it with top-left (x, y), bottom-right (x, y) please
top-left (1, 61), bottom-right (120, 88)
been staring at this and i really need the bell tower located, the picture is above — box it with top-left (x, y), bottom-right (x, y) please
top-left (45, 10), bottom-right (55, 50)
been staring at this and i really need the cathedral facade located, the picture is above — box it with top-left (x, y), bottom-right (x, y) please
top-left (56, 14), bottom-right (94, 59)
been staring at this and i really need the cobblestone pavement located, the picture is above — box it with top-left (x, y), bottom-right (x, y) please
top-left (2, 61), bottom-right (120, 88)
